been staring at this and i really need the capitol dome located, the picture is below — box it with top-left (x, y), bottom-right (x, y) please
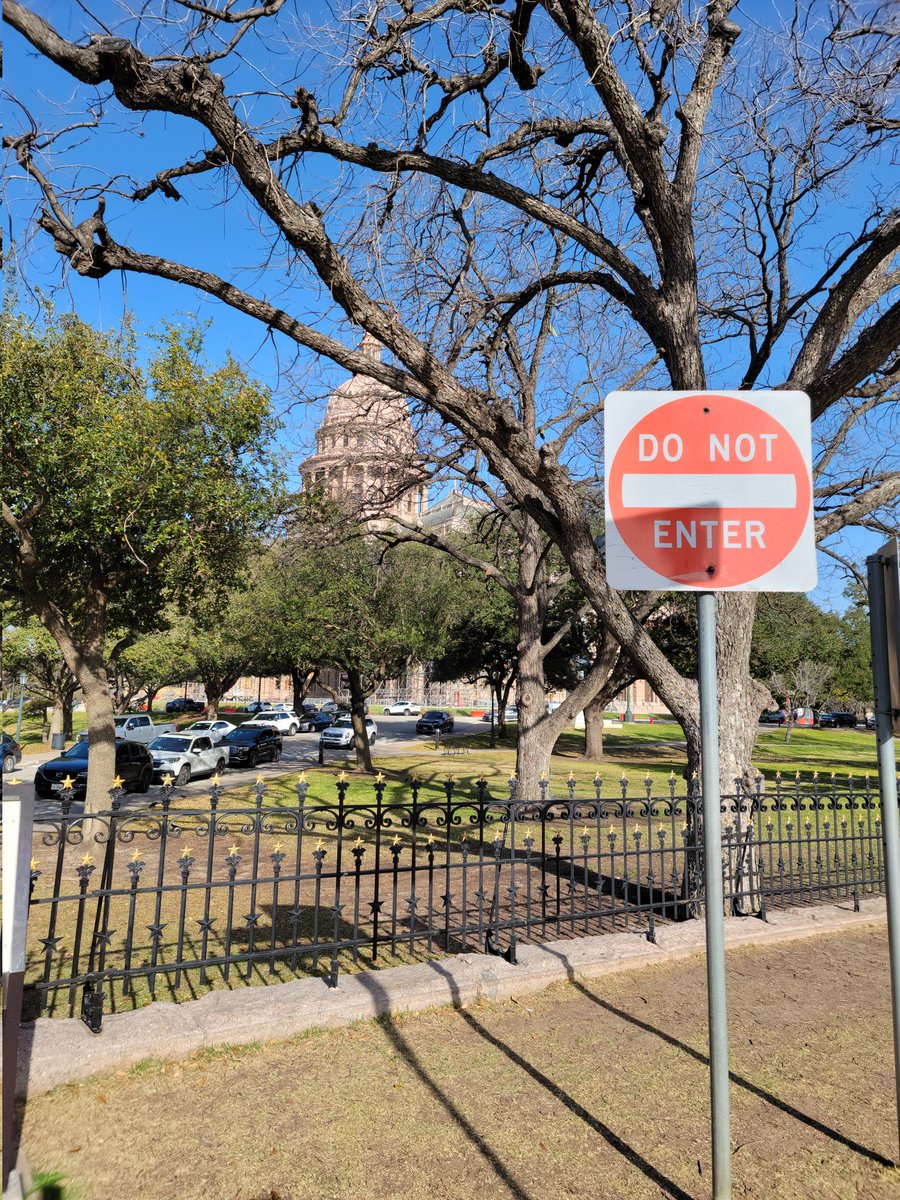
top-left (300, 333), bottom-right (427, 519)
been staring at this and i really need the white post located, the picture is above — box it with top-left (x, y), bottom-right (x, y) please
top-left (2, 793), bottom-right (34, 1194)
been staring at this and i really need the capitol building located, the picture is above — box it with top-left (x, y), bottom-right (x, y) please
top-left (225, 334), bottom-right (665, 715)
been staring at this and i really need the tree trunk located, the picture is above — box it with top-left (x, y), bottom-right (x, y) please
top-left (205, 692), bottom-right (221, 720)
top-left (515, 589), bottom-right (550, 802)
top-left (583, 694), bottom-right (604, 760)
top-left (62, 691), bottom-right (75, 740)
top-left (79, 661), bottom-right (118, 814)
top-left (291, 666), bottom-right (317, 715)
top-left (49, 703), bottom-right (63, 746)
top-left (145, 684), bottom-right (160, 714)
top-left (347, 668), bottom-right (374, 772)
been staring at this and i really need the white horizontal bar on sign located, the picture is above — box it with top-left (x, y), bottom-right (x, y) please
top-left (620, 473), bottom-right (797, 509)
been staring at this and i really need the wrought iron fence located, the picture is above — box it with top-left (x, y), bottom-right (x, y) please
top-left (20, 771), bottom-right (885, 1031)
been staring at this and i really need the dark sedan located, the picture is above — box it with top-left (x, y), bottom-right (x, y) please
top-left (165, 697), bottom-right (205, 713)
top-left (817, 711), bottom-right (858, 729)
top-left (34, 739), bottom-right (153, 800)
top-left (759, 710), bottom-right (787, 724)
top-left (298, 711), bottom-right (332, 732)
top-left (223, 726), bottom-right (283, 768)
top-left (415, 709), bottom-right (455, 735)
top-left (2, 732), bottom-right (22, 774)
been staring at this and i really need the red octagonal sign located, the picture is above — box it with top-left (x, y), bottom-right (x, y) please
top-left (605, 391), bottom-right (816, 591)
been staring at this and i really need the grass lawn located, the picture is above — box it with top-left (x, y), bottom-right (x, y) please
top-left (213, 722), bottom-right (881, 811)
top-left (19, 923), bottom-right (899, 1200)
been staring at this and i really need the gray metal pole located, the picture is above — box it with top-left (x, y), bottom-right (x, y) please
top-left (866, 551), bottom-right (900, 1157)
top-left (697, 590), bottom-right (732, 1199)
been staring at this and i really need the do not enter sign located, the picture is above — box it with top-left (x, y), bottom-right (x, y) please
top-left (605, 391), bottom-right (816, 591)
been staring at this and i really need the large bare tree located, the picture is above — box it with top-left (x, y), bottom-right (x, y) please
top-left (4, 0), bottom-right (898, 786)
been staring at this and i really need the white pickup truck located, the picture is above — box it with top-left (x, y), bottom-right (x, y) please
top-left (148, 733), bottom-right (227, 785)
top-left (113, 714), bottom-right (178, 743)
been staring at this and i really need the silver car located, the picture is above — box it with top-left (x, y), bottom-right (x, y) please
top-left (320, 716), bottom-right (377, 747)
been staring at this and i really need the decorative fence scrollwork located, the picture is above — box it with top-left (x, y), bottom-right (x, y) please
top-left (18, 771), bottom-right (885, 1031)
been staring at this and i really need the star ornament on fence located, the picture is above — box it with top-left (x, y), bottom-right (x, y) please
top-left (211, 773), bottom-right (221, 786)
top-left (162, 773), bottom-right (175, 787)
top-left (112, 775), bottom-right (125, 790)
top-left (62, 775), bottom-right (76, 790)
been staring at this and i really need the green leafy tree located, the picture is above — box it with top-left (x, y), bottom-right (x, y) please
top-left (278, 536), bottom-right (450, 770)
top-left (115, 629), bottom-right (195, 715)
top-left (430, 583), bottom-right (519, 739)
top-left (3, 618), bottom-right (79, 741)
top-left (0, 308), bottom-right (281, 810)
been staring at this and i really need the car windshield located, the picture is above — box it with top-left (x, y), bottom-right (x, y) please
top-left (150, 737), bottom-right (190, 752)
top-left (188, 722), bottom-right (212, 731)
top-left (226, 728), bottom-right (259, 743)
top-left (333, 717), bottom-right (352, 728)
top-left (423, 711), bottom-right (444, 719)
top-left (61, 741), bottom-right (90, 760)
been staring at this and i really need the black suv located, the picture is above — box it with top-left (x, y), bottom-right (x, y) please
top-left (415, 709), bottom-right (455, 735)
top-left (35, 739), bottom-right (153, 800)
top-left (817, 711), bottom-right (857, 729)
top-left (223, 726), bottom-right (283, 768)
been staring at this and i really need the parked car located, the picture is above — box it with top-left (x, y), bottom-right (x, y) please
top-left (222, 725), bottom-right (283, 767)
top-left (759, 709), bottom-right (787, 724)
top-left (299, 703), bottom-right (319, 715)
top-left (415, 709), bottom-right (455, 735)
top-left (165, 697), bottom-right (205, 713)
top-left (866, 713), bottom-right (876, 729)
top-left (245, 700), bottom-right (272, 713)
top-left (1, 732), bottom-right (22, 774)
top-left (383, 700), bottom-right (422, 716)
top-left (241, 710), bottom-right (300, 735)
top-left (298, 711), bottom-right (332, 732)
top-left (181, 719), bottom-right (237, 744)
top-left (817, 711), bottom-right (858, 729)
top-left (113, 714), bottom-right (178, 743)
top-left (320, 700), bottom-right (341, 714)
top-left (320, 716), bottom-right (378, 748)
top-left (35, 739), bottom-right (153, 799)
top-left (149, 733), bottom-right (227, 786)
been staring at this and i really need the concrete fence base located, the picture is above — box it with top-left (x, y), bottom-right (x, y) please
top-left (16, 896), bottom-right (886, 1099)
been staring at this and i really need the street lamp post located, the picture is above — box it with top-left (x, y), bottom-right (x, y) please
top-left (13, 672), bottom-right (28, 742)
top-left (624, 683), bottom-right (635, 723)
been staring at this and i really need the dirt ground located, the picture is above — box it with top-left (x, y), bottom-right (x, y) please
top-left (19, 922), bottom-right (900, 1200)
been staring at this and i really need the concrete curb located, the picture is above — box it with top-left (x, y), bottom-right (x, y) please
top-left (16, 896), bottom-right (886, 1099)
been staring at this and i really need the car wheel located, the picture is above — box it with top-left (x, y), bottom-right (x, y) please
top-left (2, 752), bottom-right (15, 774)
top-left (272, 747), bottom-right (282, 762)
top-left (136, 767), bottom-right (152, 794)
top-left (216, 758), bottom-right (226, 773)
top-left (369, 733), bottom-right (376, 746)
top-left (289, 724), bottom-right (298, 736)
top-left (175, 764), bottom-right (191, 787)
top-left (247, 752), bottom-right (258, 768)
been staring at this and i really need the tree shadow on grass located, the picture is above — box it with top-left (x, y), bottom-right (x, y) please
top-left (566, 978), bottom-right (895, 1170)
top-left (358, 961), bottom-right (696, 1200)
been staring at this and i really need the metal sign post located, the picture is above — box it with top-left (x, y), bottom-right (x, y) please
top-left (697, 592), bottom-right (731, 1198)
top-left (867, 539), bottom-right (900, 1157)
top-left (604, 389), bottom-right (818, 1198)
top-left (2, 792), bottom-right (34, 1195)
